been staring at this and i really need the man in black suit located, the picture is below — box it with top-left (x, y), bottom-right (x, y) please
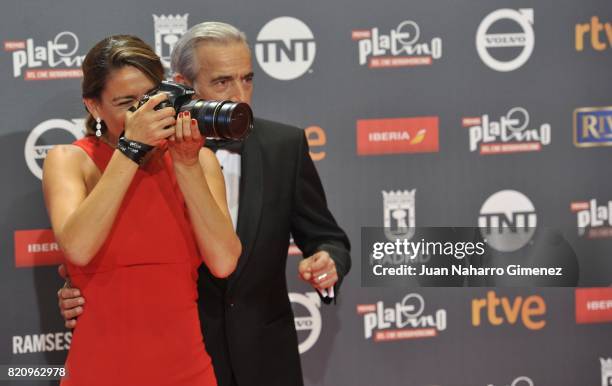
top-left (58, 22), bottom-right (351, 386)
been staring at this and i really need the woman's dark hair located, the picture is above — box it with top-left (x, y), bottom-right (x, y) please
top-left (81, 35), bottom-right (164, 135)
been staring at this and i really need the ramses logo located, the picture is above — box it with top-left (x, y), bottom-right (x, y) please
top-left (357, 293), bottom-right (447, 342)
top-left (4, 31), bottom-right (85, 80)
top-left (13, 332), bottom-right (72, 354)
top-left (352, 21), bottom-right (442, 68)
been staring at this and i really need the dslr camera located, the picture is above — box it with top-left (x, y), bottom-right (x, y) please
top-left (134, 81), bottom-right (252, 140)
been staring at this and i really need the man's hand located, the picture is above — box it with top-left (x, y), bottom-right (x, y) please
top-left (57, 264), bottom-right (84, 329)
top-left (298, 251), bottom-right (337, 291)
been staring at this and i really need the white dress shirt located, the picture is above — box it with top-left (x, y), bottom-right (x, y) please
top-left (215, 149), bottom-right (241, 230)
top-left (213, 148), bottom-right (334, 298)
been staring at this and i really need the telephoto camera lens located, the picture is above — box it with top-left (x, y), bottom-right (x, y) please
top-left (133, 81), bottom-right (253, 140)
top-left (178, 99), bottom-right (253, 140)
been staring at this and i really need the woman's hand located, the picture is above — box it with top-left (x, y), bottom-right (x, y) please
top-left (168, 111), bottom-right (204, 167)
top-left (123, 93), bottom-right (176, 146)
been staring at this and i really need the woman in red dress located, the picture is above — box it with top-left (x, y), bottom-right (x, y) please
top-left (42, 35), bottom-right (241, 385)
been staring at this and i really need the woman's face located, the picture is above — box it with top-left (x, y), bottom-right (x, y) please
top-left (85, 65), bottom-right (158, 138)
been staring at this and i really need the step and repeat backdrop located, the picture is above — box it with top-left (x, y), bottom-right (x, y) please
top-left (1, 0), bottom-right (611, 385)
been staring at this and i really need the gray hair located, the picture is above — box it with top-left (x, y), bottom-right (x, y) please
top-left (171, 21), bottom-right (248, 83)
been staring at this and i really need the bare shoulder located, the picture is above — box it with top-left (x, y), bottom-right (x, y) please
top-left (198, 147), bottom-right (222, 172)
top-left (46, 144), bottom-right (89, 164)
top-left (43, 144), bottom-right (93, 180)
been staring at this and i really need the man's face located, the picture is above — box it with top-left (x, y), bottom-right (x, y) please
top-left (180, 41), bottom-right (254, 105)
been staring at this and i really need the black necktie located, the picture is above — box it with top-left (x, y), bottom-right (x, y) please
top-left (205, 139), bottom-right (243, 154)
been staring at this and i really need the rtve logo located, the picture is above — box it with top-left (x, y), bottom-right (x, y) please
top-left (255, 17), bottom-right (316, 80)
top-left (472, 291), bottom-right (546, 330)
top-left (305, 126), bottom-right (326, 161)
top-left (575, 16), bottom-right (612, 51)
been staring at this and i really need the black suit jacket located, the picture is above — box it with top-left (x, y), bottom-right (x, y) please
top-left (198, 118), bottom-right (351, 386)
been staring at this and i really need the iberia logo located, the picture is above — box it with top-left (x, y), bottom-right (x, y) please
top-left (14, 229), bottom-right (64, 267)
top-left (575, 288), bottom-right (612, 324)
top-left (356, 117), bottom-right (439, 155)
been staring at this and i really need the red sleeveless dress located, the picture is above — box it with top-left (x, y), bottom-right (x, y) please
top-left (61, 137), bottom-right (217, 385)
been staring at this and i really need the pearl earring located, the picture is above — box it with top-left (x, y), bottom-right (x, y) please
top-left (95, 117), bottom-right (102, 137)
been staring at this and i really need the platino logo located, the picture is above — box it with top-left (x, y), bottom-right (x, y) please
top-left (352, 20), bottom-right (442, 68)
top-left (464, 107), bottom-right (551, 154)
top-left (571, 199), bottom-right (612, 238)
top-left (357, 293), bottom-right (447, 342)
top-left (4, 31), bottom-right (85, 79)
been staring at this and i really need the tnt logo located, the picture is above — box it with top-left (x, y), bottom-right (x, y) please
top-left (478, 190), bottom-right (537, 252)
top-left (255, 17), bottom-right (316, 80)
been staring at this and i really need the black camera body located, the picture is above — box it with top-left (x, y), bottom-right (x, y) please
top-left (137, 81), bottom-right (252, 140)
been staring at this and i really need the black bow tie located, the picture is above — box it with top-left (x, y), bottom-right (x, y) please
top-left (205, 139), bottom-right (244, 154)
